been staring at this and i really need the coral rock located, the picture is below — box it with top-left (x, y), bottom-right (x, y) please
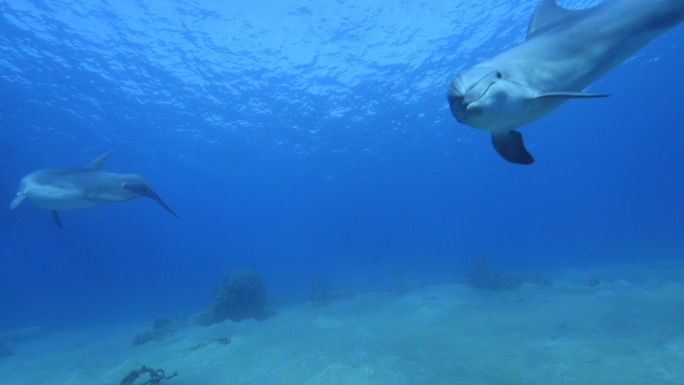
top-left (197, 268), bottom-right (265, 325)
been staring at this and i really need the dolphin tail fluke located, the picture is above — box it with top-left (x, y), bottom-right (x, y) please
top-left (51, 210), bottom-right (64, 229)
top-left (492, 131), bottom-right (535, 165)
top-left (123, 183), bottom-right (179, 219)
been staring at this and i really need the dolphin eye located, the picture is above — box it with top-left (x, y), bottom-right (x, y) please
top-left (495, 71), bottom-right (503, 79)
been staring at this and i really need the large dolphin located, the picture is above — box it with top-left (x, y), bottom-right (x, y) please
top-left (10, 151), bottom-right (178, 228)
top-left (448, 0), bottom-right (684, 164)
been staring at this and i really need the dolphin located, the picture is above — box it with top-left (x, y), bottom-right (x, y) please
top-left (10, 151), bottom-right (178, 228)
top-left (447, 0), bottom-right (684, 164)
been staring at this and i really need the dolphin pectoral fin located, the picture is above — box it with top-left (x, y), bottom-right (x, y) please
top-left (123, 183), bottom-right (179, 219)
top-left (534, 92), bottom-right (610, 99)
top-left (51, 210), bottom-right (64, 229)
top-left (10, 194), bottom-right (26, 210)
top-left (492, 131), bottom-right (535, 165)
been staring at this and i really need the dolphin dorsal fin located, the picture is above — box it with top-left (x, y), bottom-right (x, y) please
top-left (86, 151), bottom-right (115, 169)
top-left (527, 0), bottom-right (577, 39)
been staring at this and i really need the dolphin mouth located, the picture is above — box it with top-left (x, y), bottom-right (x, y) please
top-left (448, 81), bottom-right (494, 122)
top-left (466, 103), bottom-right (482, 116)
top-left (464, 81), bottom-right (494, 106)
top-left (447, 93), bottom-right (465, 122)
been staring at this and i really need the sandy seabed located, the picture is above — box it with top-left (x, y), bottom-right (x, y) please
top-left (2, 264), bottom-right (684, 385)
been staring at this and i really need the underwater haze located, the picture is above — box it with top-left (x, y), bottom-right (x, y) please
top-left (1, 0), bottom-right (683, 335)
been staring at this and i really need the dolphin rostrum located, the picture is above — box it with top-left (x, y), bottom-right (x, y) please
top-left (448, 0), bottom-right (684, 164)
top-left (10, 151), bottom-right (178, 228)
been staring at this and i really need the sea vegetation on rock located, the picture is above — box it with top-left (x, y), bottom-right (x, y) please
top-left (132, 314), bottom-right (189, 346)
top-left (310, 276), bottom-right (328, 303)
top-left (0, 325), bottom-right (42, 358)
top-left (466, 256), bottom-right (552, 290)
top-left (196, 268), bottom-right (266, 325)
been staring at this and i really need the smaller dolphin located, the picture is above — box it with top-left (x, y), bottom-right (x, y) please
top-left (10, 151), bottom-right (178, 228)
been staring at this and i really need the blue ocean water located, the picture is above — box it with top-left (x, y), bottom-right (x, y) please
top-left (0, 0), bottom-right (682, 331)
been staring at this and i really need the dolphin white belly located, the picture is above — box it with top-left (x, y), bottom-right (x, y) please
top-left (448, 0), bottom-right (684, 164)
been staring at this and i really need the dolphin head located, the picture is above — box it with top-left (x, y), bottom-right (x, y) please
top-left (9, 177), bottom-right (29, 209)
top-left (448, 66), bottom-right (545, 134)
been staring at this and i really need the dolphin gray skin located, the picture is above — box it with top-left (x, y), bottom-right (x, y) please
top-left (448, 0), bottom-right (684, 164)
top-left (10, 151), bottom-right (178, 228)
